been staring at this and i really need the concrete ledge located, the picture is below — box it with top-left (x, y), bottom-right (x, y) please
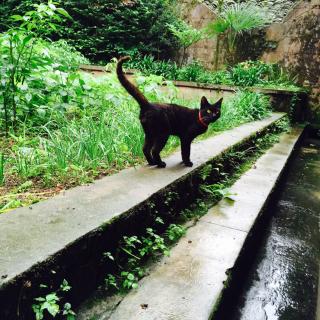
top-left (100, 128), bottom-right (303, 320)
top-left (0, 113), bottom-right (285, 319)
top-left (79, 65), bottom-right (306, 94)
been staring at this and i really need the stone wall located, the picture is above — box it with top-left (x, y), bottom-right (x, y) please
top-left (180, 0), bottom-right (320, 122)
top-left (261, 0), bottom-right (320, 121)
top-left (178, 1), bottom-right (219, 69)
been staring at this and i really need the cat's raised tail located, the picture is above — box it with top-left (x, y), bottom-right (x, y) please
top-left (117, 56), bottom-right (150, 110)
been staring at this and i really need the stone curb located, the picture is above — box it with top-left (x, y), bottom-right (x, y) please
top-left (99, 128), bottom-right (304, 320)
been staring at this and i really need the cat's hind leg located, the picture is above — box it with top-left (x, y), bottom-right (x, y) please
top-left (143, 134), bottom-right (156, 165)
top-left (152, 135), bottom-right (168, 168)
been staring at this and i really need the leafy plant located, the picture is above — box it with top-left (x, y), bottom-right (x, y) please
top-left (199, 164), bottom-right (215, 181)
top-left (168, 21), bottom-right (205, 66)
top-left (105, 274), bottom-right (119, 291)
top-left (201, 183), bottom-right (236, 201)
top-left (166, 224), bottom-right (186, 242)
top-left (205, 2), bottom-right (270, 65)
top-left (177, 60), bottom-right (207, 82)
top-left (32, 279), bottom-right (75, 320)
top-left (103, 221), bottom-right (187, 293)
top-left (0, 0), bottom-right (70, 135)
top-left (141, 228), bottom-right (170, 257)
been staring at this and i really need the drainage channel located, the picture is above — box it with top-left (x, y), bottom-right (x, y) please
top-left (228, 128), bottom-right (320, 320)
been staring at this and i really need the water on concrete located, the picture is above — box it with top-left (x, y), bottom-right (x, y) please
top-left (230, 130), bottom-right (320, 320)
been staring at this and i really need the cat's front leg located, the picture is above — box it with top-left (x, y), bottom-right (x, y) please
top-left (181, 138), bottom-right (193, 167)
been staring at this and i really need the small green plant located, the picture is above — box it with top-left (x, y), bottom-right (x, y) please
top-left (155, 216), bottom-right (165, 225)
top-left (140, 228), bottom-right (170, 257)
top-left (103, 221), bottom-right (188, 292)
top-left (166, 224), bottom-right (186, 242)
top-left (199, 164), bottom-right (214, 181)
top-left (200, 183), bottom-right (236, 202)
top-left (105, 274), bottom-right (119, 291)
top-left (164, 191), bottom-right (179, 206)
top-left (32, 279), bottom-right (75, 320)
top-left (120, 271), bottom-right (140, 290)
top-left (168, 21), bottom-right (205, 66)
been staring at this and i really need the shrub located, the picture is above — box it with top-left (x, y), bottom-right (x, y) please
top-left (176, 61), bottom-right (207, 82)
top-left (0, 1), bottom-right (71, 134)
top-left (127, 56), bottom-right (299, 90)
top-left (0, 0), bottom-right (181, 63)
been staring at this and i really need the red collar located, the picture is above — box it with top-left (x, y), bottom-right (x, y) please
top-left (198, 111), bottom-right (208, 128)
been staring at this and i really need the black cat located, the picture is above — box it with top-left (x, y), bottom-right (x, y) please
top-left (117, 56), bottom-right (223, 168)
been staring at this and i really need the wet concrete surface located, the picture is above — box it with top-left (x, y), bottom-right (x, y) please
top-left (230, 132), bottom-right (320, 320)
top-left (76, 129), bottom-right (303, 320)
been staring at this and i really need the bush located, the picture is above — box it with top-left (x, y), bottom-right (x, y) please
top-left (128, 56), bottom-right (300, 90)
top-left (0, 0), bottom-right (180, 63)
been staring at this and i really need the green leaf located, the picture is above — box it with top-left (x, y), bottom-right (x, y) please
top-left (127, 273), bottom-right (135, 281)
top-left (35, 297), bottom-right (46, 302)
top-left (46, 303), bottom-right (59, 317)
top-left (10, 15), bottom-right (23, 21)
top-left (61, 279), bottom-right (71, 291)
top-left (56, 8), bottom-right (72, 19)
top-left (22, 34), bottom-right (33, 46)
top-left (46, 293), bottom-right (59, 302)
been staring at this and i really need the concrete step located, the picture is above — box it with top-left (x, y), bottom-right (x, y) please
top-left (77, 127), bottom-right (303, 320)
top-left (0, 113), bottom-right (286, 319)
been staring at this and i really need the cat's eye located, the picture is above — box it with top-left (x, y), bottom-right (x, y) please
top-left (207, 110), bottom-right (212, 114)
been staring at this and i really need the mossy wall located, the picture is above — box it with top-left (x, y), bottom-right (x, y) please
top-left (177, 1), bottom-right (224, 69)
top-left (259, 0), bottom-right (320, 122)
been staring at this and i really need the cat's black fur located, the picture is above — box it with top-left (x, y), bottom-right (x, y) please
top-left (117, 56), bottom-right (223, 168)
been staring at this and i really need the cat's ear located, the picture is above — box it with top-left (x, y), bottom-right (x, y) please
top-left (214, 97), bottom-right (223, 109)
top-left (200, 96), bottom-right (209, 109)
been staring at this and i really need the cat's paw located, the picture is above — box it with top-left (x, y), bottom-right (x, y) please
top-left (184, 161), bottom-right (193, 167)
top-left (157, 161), bottom-right (167, 168)
top-left (147, 160), bottom-right (157, 166)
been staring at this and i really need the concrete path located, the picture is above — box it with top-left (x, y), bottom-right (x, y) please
top-left (0, 114), bottom-right (285, 288)
top-left (101, 128), bottom-right (303, 320)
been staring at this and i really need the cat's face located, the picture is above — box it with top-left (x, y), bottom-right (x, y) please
top-left (199, 97), bottom-right (223, 124)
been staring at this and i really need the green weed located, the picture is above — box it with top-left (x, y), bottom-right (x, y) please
top-left (32, 279), bottom-right (75, 320)
top-left (166, 224), bottom-right (186, 242)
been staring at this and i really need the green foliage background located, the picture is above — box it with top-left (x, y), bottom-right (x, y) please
top-left (0, 0), bottom-right (180, 63)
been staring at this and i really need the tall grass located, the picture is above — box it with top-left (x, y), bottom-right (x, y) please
top-left (4, 83), bottom-right (271, 187)
top-left (208, 90), bottom-right (271, 134)
top-left (43, 110), bottom-right (144, 171)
